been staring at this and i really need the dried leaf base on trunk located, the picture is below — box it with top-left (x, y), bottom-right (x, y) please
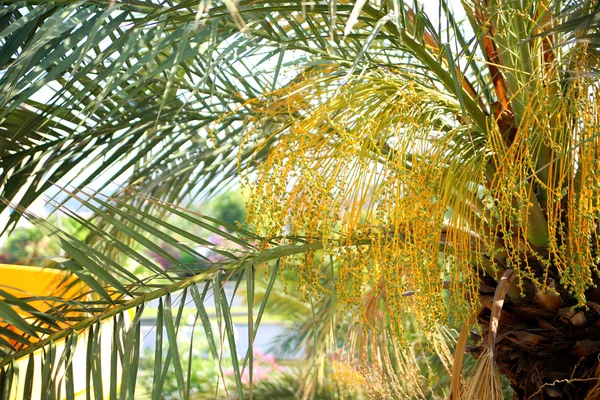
top-left (473, 289), bottom-right (600, 399)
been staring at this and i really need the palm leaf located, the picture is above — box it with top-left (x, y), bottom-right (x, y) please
top-left (3, 0), bottom-right (600, 398)
top-left (0, 190), bottom-right (377, 398)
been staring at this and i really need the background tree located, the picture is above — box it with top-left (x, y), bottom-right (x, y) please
top-left (2, 0), bottom-right (600, 399)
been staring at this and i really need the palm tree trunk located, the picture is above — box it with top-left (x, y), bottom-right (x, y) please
top-left (474, 296), bottom-right (600, 399)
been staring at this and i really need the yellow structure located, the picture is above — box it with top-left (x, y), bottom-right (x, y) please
top-left (0, 264), bottom-right (127, 399)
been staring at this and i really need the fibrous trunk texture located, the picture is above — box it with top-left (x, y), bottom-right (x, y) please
top-left (473, 284), bottom-right (600, 399)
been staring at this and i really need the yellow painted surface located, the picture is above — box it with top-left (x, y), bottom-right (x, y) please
top-left (0, 264), bottom-right (129, 399)
top-left (0, 263), bottom-right (87, 312)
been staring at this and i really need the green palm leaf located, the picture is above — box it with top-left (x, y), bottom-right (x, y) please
top-left (3, 0), bottom-right (600, 398)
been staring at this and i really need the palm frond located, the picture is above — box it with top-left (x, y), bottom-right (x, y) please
top-left (0, 188), bottom-right (379, 398)
top-left (3, 0), bottom-right (600, 398)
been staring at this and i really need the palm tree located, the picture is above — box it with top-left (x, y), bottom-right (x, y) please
top-left (2, 0), bottom-right (600, 398)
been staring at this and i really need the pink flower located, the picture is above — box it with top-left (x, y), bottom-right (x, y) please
top-left (262, 353), bottom-right (275, 364)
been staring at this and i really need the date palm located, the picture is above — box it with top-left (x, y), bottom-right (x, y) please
top-left (2, 0), bottom-right (600, 399)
